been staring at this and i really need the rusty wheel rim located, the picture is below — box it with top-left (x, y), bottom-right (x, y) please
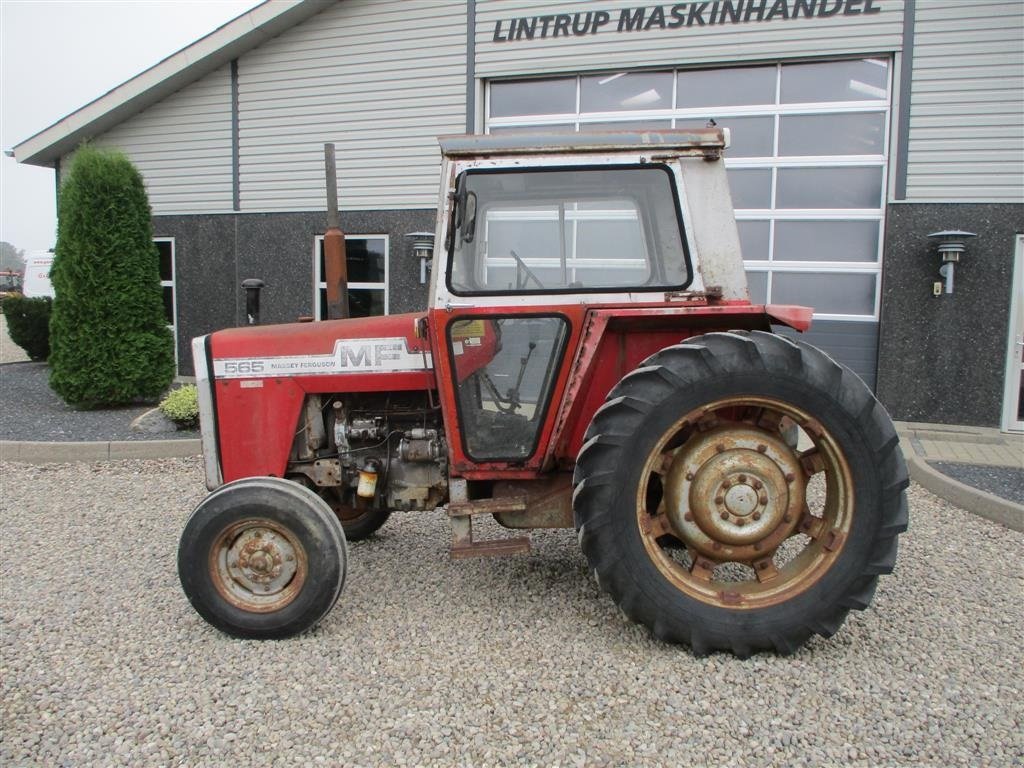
top-left (636, 397), bottom-right (854, 610)
top-left (209, 519), bottom-right (308, 613)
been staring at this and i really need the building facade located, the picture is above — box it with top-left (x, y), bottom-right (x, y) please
top-left (14, 0), bottom-right (1024, 428)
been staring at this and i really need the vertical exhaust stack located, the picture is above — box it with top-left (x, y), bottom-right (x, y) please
top-left (323, 143), bottom-right (349, 320)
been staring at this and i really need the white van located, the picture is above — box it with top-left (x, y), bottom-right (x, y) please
top-left (22, 251), bottom-right (55, 298)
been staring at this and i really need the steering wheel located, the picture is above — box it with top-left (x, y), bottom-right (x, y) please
top-left (509, 249), bottom-right (545, 290)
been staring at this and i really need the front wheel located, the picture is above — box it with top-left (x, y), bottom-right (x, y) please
top-left (573, 331), bottom-right (908, 656)
top-left (178, 477), bottom-right (347, 639)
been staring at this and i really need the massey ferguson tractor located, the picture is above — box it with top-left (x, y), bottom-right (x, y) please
top-left (178, 129), bottom-right (908, 656)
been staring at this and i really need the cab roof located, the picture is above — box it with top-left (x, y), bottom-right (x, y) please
top-left (438, 128), bottom-right (729, 158)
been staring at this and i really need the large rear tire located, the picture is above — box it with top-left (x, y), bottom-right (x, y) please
top-left (572, 331), bottom-right (908, 656)
top-left (178, 477), bottom-right (347, 639)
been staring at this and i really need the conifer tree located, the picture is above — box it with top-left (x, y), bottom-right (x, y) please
top-left (49, 145), bottom-right (174, 407)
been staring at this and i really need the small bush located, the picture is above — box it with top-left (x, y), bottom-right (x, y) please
top-left (159, 385), bottom-right (199, 429)
top-left (1, 294), bottom-right (52, 361)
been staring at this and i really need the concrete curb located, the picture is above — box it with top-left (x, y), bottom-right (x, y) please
top-left (0, 439), bottom-right (201, 463)
top-left (905, 453), bottom-right (1024, 533)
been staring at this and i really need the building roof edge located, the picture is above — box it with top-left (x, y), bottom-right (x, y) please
top-left (12, 0), bottom-right (330, 167)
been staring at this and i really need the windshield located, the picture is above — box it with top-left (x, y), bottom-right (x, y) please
top-left (447, 165), bottom-right (690, 295)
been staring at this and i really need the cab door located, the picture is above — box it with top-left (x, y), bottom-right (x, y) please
top-left (430, 306), bottom-right (583, 477)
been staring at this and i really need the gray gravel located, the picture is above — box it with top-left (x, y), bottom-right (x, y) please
top-left (931, 461), bottom-right (1024, 505)
top-left (2, 458), bottom-right (1022, 767)
top-left (0, 362), bottom-right (197, 442)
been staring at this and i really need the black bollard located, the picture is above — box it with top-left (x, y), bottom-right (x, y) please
top-left (242, 278), bottom-right (265, 326)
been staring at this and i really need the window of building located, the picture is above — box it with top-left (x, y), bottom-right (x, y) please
top-left (154, 237), bottom-right (177, 363)
top-left (486, 58), bottom-right (891, 321)
top-left (313, 235), bottom-right (388, 319)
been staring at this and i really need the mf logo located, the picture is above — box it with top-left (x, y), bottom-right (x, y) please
top-left (337, 341), bottom-right (403, 368)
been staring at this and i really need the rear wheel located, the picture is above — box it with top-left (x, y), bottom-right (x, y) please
top-left (178, 477), bottom-right (347, 639)
top-left (573, 331), bottom-right (908, 656)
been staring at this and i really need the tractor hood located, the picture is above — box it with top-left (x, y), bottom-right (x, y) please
top-left (206, 312), bottom-right (432, 380)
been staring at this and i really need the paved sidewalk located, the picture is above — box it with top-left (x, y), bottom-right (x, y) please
top-left (900, 422), bottom-right (1024, 468)
top-left (896, 421), bottom-right (1023, 533)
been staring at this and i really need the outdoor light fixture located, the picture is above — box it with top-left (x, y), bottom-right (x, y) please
top-left (406, 231), bottom-right (435, 285)
top-left (927, 230), bottom-right (976, 296)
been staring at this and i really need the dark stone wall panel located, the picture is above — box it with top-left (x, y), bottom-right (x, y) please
top-left (154, 209), bottom-right (436, 374)
top-left (877, 203), bottom-right (1023, 427)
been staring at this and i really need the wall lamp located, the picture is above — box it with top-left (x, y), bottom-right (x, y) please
top-left (405, 231), bottom-right (435, 285)
top-left (927, 230), bottom-right (976, 296)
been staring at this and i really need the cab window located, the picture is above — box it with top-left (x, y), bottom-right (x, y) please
top-left (448, 166), bottom-right (690, 295)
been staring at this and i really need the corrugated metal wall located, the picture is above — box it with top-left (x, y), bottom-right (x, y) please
top-left (88, 65), bottom-right (234, 213)
top-left (475, 0), bottom-right (904, 78)
top-left (904, 0), bottom-right (1024, 202)
top-left (236, 0), bottom-right (466, 211)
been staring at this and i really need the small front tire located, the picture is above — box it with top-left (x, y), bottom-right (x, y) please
top-left (178, 477), bottom-right (347, 639)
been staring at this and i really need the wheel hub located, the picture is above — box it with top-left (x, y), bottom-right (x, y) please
top-left (665, 425), bottom-right (806, 560)
top-left (226, 528), bottom-right (297, 595)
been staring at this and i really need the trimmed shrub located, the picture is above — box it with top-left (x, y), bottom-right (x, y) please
top-left (49, 145), bottom-right (175, 408)
top-left (159, 385), bottom-right (199, 429)
top-left (1, 294), bottom-right (52, 361)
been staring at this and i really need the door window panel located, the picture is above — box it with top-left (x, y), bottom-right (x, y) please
top-left (677, 66), bottom-right (776, 107)
top-left (746, 271), bottom-right (768, 304)
top-left (490, 78), bottom-right (575, 118)
top-left (449, 316), bottom-right (568, 461)
top-left (581, 71), bottom-right (673, 112)
top-left (779, 113), bottom-right (885, 156)
top-left (728, 169), bottom-right (773, 209)
top-left (737, 220), bottom-right (770, 261)
top-left (776, 167), bottom-right (883, 209)
top-left (781, 59), bottom-right (889, 103)
top-left (775, 221), bottom-right (879, 263)
top-left (772, 272), bottom-right (876, 316)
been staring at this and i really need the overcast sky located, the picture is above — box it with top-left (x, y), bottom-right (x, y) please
top-left (1, 0), bottom-right (263, 254)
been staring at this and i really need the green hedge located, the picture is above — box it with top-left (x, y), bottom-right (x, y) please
top-left (1, 294), bottom-right (52, 361)
top-left (49, 145), bottom-right (175, 408)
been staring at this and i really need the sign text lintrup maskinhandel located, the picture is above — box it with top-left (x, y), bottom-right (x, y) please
top-left (492, 0), bottom-right (882, 42)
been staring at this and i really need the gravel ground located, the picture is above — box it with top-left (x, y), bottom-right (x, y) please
top-left (0, 361), bottom-right (197, 442)
top-left (1, 459), bottom-right (1021, 767)
top-left (931, 461), bottom-right (1024, 506)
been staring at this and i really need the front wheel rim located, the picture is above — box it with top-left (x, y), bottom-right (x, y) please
top-left (209, 518), bottom-right (308, 613)
top-left (636, 396), bottom-right (854, 610)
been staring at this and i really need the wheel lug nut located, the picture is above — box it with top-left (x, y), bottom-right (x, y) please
top-left (759, 495), bottom-right (769, 504)
top-left (685, 472), bottom-right (694, 481)
top-left (716, 444), bottom-right (726, 453)
top-left (684, 512), bottom-right (694, 522)
top-left (720, 511), bottom-right (729, 520)
top-left (715, 496), bottom-right (724, 505)
top-left (753, 512), bottom-right (762, 521)
top-left (735, 519), bottom-right (745, 527)
top-left (738, 474), bottom-right (747, 483)
top-left (753, 480), bottom-right (763, 490)
top-left (757, 444), bottom-right (767, 453)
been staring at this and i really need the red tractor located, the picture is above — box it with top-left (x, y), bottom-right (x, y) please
top-left (178, 129), bottom-right (908, 656)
